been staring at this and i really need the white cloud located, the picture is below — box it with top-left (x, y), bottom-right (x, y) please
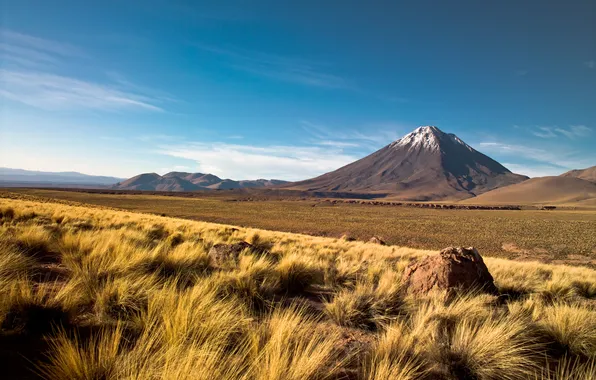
top-left (300, 120), bottom-right (405, 147)
top-left (500, 163), bottom-right (565, 178)
top-left (585, 61), bottom-right (595, 69)
top-left (532, 126), bottom-right (557, 138)
top-left (0, 70), bottom-right (164, 111)
top-left (315, 140), bottom-right (361, 148)
top-left (0, 30), bottom-right (84, 59)
top-left (478, 141), bottom-right (595, 173)
top-left (531, 125), bottom-right (592, 139)
top-left (0, 30), bottom-right (168, 112)
top-left (159, 142), bottom-right (359, 181)
top-left (554, 125), bottom-right (591, 139)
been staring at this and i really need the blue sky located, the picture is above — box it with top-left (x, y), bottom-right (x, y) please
top-left (1, 0), bottom-right (595, 180)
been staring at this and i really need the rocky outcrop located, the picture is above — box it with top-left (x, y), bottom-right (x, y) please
top-left (208, 242), bottom-right (253, 265)
top-left (401, 247), bottom-right (498, 295)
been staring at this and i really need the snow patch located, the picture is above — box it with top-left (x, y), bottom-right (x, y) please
top-left (390, 126), bottom-right (473, 152)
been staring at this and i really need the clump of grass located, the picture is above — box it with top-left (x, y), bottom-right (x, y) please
top-left (325, 272), bottom-right (404, 330)
top-left (427, 315), bottom-right (544, 380)
top-left (275, 253), bottom-right (325, 295)
top-left (572, 281), bottom-right (596, 299)
top-left (136, 242), bottom-right (212, 288)
top-left (38, 324), bottom-right (125, 380)
top-left (92, 278), bottom-right (150, 324)
top-left (0, 206), bottom-right (15, 220)
top-left (0, 243), bottom-right (36, 285)
top-left (10, 226), bottom-right (59, 263)
top-left (1, 282), bottom-right (70, 336)
top-left (534, 356), bottom-right (596, 380)
top-left (248, 306), bottom-right (349, 379)
top-left (167, 231), bottom-right (184, 247)
top-left (146, 224), bottom-right (168, 241)
top-left (363, 321), bottom-right (427, 380)
top-left (535, 303), bottom-right (596, 359)
top-left (211, 255), bottom-right (279, 311)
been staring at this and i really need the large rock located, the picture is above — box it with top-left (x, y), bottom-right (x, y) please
top-left (208, 242), bottom-right (253, 265)
top-left (401, 247), bottom-right (498, 295)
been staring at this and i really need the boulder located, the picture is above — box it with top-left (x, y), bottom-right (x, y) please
top-left (369, 236), bottom-right (386, 245)
top-left (340, 234), bottom-right (356, 242)
top-left (401, 247), bottom-right (498, 296)
top-left (208, 241), bottom-right (253, 265)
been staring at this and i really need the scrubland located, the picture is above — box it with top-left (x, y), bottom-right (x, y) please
top-left (5, 188), bottom-right (596, 265)
top-left (1, 196), bottom-right (595, 379)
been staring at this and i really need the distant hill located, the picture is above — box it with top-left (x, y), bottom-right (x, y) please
top-left (461, 176), bottom-right (596, 205)
top-left (284, 126), bottom-right (528, 201)
top-left (0, 167), bottom-right (124, 186)
top-left (560, 166), bottom-right (596, 183)
top-left (113, 172), bottom-right (288, 192)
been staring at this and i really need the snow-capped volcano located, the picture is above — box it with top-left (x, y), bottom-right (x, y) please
top-left (285, 126), bottom-right (528, 200)
top-left (391, 126), bottom-right (473, 152)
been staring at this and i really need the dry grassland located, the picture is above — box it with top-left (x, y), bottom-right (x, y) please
top-left (0, 196), bottom-right (595, 379)
top-left (3, 188), bottom-right (596, 266)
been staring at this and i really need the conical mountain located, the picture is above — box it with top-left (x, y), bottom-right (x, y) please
top-left (286, 126), bottom-right (528, 200)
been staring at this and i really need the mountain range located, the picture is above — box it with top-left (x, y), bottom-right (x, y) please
top-left (112, 172), bottom-right (288, 191)
top-left (4, 127), bottom-right (594, 204)
top-left (284, 126), bottom-right (529, 200)
top-left (0, 168), bottom-right (125, 186)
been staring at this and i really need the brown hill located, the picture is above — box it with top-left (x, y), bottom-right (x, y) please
top-left (114, 172), bottom-right (288, 192)
top-left (285, 126), bottom-right (528, 201)
top-left (460, 176), bottom-right (596, 205)
top-left (560, 166), bottom-right (596, 183)
top-left (114, 173), bottom-right (201, 191)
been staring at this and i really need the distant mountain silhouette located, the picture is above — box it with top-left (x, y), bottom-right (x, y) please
top-left (284, 126), bottom-right (529, 200)
top-left (0, 167), bottom-right (124, 186)
top-left (113, 172), bottom-right (288, 191)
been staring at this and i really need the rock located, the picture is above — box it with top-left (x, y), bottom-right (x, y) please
top-left (340, 234), bottom-right (356, 242)
top-left (369, 236), bottom-right (386, 245)
top-left (208, 242), bottom-right (253, 265)
top-left (401, 247), bottom-right (498, 296)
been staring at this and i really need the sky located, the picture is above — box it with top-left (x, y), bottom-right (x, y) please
top-left (0, 0), bottom-right (595, 180)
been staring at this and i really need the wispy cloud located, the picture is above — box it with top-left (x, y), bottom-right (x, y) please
top-left (0, 70), bottom-right (164, 111)
top-left (478, 141), bottom-right (595, 175)
top-left (300, 120), bottom-right (405, 148)
top-left (515, 69), bottom-right (528, 76)
top-left (532, 126), bottom-right (557, 138)
top-left (531, 125), bottom-right (592, 139)
top-left (0, 29), bottom-right (168, 112)
top-left (499, 163), bottom-right (565, 178)
top-left (158, 142), bottom-right (359, 181)
top-left (137, 134), bottom-right (184, 142)
top-left (554, 125), bottom-right (591, 139)
top-left (1, 30), bottom-right (84, 61)
top-left (195, 44), bottom-right (349, 89)
top-left (585, 61), bottom-right (595, 69)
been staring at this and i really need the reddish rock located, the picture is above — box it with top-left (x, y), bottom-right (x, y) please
top-left (401, 247), bottom-right (498, 295)
top-left (208, 241), bottom-right (253, 265)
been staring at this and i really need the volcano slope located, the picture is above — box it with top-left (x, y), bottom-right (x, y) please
top-left (286, 126), bottom-right (528, 201)
top-left (1, 197), bottom-right (595, 380)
